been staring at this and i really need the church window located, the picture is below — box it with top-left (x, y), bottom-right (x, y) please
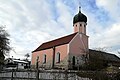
top-left (43, 54), bottom-right (46, 63)
top-left (84, 24), bottom-right (86, 27)
top-left (80, 24), bottom-right (82, 26)
top-left (56, 52), bottom-right (60, 63)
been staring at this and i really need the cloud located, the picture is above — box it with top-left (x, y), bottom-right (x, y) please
top-left (0, 0), bottom-right (75, 59)
top-left (101, 23), bottom-right (120, 47)
top-left (96, 0), bottom-right (120, 21)
top-left (0, 0), bottom-right (55, 59)
top-left (56, 0), bottom-right (73, 33)
top-left (88, 0), bottom-right (120, 51)
top-left (0, 0), bottom-right (120, 59)
top-left (90, 23), bottom-right (120, 47)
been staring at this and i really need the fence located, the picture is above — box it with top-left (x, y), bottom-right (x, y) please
top-left (0, 69), bottom-right (120, 80)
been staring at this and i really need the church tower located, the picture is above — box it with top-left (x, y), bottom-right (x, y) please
top-left (72, 7), bottom-right (89, 53)
top-left (73, 7), bottom-right (87, 34)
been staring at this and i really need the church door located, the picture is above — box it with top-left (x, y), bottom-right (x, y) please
top-left (72, 56), bottom-right (75, 67)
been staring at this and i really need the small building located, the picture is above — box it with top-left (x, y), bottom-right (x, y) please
top-left (5, 58), bottom-right (30, 69)
top-left (31, 8), bottom-right (120, 70)
top-left (88, 49), bottom-right (120, 70)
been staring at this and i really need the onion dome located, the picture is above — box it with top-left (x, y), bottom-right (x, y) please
top-left (73, 7), bottom-right (87, 24)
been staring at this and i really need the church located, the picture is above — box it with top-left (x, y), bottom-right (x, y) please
top-left (31, 8), bottom-right (120, 70)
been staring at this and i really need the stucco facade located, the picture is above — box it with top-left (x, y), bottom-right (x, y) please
top-left (31, 48), bottom-right (53, 68)
top-left (31, 44), bottom-right (69, 69)
top-left (32, 32), bottom-right (89, 69)
top-left (31, 8), bottom-right (89, 69)
top-left (68, 33), bottom-right (88, 69)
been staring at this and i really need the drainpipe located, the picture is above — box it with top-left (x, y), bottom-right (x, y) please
top-left (52, 46), bottom-right (55, 69)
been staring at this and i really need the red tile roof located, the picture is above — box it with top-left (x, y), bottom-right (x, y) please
top-left (33, 32), bottom-right (77, 52)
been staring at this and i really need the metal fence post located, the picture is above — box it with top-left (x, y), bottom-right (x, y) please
top-left (11, 69), bottom-right (14, 80)
top-left (65, 70), bottom-right (68, 80)
top-left (36, 69), bottom-right (39, 80)
top-left (36, 56), bottom-right (39, 80)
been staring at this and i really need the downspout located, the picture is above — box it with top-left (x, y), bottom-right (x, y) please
top-left (52, 46), bottom-right (55, 69)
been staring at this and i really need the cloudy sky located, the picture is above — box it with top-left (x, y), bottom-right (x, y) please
top-left (0, 0), bottom-right (120, 59)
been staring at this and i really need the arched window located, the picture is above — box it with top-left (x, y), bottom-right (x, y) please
top-left (43, 54), bottom-right (46, 63)
top-left (76, 25), bottom-right (77, 27)
top-left (56, 52), bottom-right (60, 63)
top-left (80, 24), bottom-right (82, 26)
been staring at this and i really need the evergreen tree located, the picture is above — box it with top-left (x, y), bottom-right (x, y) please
top-left (0, 26), bottom-right (10, 64)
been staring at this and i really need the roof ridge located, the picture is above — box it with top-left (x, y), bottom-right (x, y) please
top-left (33, 32), bottom-right (78, 52)
top-left (89, 49), bottom-right (116, 56)
top-left (42, 32), bottom-right (78, 44)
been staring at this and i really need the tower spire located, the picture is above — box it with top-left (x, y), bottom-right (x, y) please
top-left (79, 6), bottom-right (81, 13)
top-left (79, 0), bottom-right (81, 13)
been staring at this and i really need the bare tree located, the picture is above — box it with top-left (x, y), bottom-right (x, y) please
top-left (24, 53), bottom-right (30, 61)
top-left (118, 51), bottom-right (120, 54)
top-left (93, 47), bottom-right (109, 52)
top-left (118, 51), bottom-right (120, 57)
